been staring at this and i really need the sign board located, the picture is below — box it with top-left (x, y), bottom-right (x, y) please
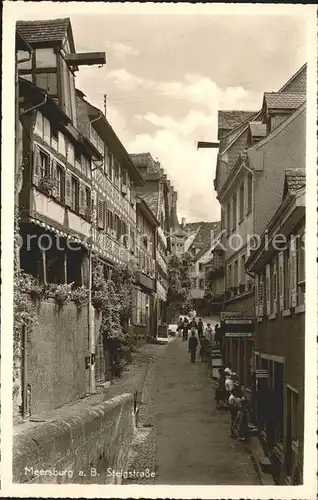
top-left (220, 311), bottom-right (243, 321)
top-left (224, 319), bottom-right (253, 325)
top-left (255, 369), bottom-right (268, 378)
top-left (222, 316), bottom-right (255, 336)
top-left (225, 332), bottom-right (253, 338)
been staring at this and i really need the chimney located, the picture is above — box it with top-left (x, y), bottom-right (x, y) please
top-left (181, 217), bottom-right (186, 228)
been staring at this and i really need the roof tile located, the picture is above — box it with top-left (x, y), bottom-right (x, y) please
top-left (218, 110), bottom-right (257, 130)
top-left (264, 92), bottom-right (306, 111)
top-left (285, 168), bottom-right (306, 192)
top-left (16, 18), bottom-right (70, 45)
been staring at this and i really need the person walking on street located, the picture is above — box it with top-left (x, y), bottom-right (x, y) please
top-left (199, 334), bottom-right (208, 362)
top-left (177, 317), bottom-right (184, 337)
top-left (205, 323), bottom-right (213, 342)
top-left (197, 318), bottom-right (204, 340)
top-left (225, 373), bottom-right (234, 393)
top-left (214, 324), bottom-right (221, 347)
top-left (228, 389), bottom-right (240, 437)
top-left (182, 318), bottom-right (189, 341)
top-left (215, 368), bottom-right (226, 408)
top-left (235, 397), bottom-right (249, 441)
top-left (188, 328), bottom-right (198, 363)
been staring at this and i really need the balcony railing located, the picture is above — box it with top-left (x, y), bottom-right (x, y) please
top-left (224, 281), bottom-right (254, 301)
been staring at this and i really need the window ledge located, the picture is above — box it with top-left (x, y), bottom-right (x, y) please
top-left (295, 304), bottom-right (305, 314)
top-left (268, 313), bottom-right (276, 320)
top-left (283, 309), bottom-right (291, 317)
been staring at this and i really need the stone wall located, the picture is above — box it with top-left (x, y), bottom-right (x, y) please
top-left (25, 298), bottom-right (102, 416)
top-left (13, 393), bottom-right (134, 484)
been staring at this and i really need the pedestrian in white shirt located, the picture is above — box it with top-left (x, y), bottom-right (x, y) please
top-left (225, 374), bottom-right (234, 392)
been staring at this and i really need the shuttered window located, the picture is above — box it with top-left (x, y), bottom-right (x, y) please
top-left (290, 235), bottom-right (297, 308)
top-left (284, 249), bottom-right (290, 310)
top-left (297, 230), bottom-right (305, 306)
top-left (266, 264), bottom-right (271, 315)
top-left (97, 198), bottom-right (104, 229)
top-left (255, 274), bottom-right (259, 316)
top-left (259, 273), bottom-right (264, 316)
top-left (272, 259), bottom-right (278, 315)
top-left (278, 251), bottom-right (284, 312)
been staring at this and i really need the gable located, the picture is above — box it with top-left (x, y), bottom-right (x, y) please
top-left (279, 64), bottom-right (306, 94)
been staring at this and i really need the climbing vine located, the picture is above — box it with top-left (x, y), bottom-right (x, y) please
top-left (92, 257), bottom-right (136, 378)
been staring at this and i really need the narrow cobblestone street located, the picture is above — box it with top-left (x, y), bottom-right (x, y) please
top-left (125, 338), bottom-right (260, 485)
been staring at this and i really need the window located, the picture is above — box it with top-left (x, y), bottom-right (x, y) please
top-left (71, 176), bottom-right (79, 212)
top-left (51, 126), bottom-right (59, 150)
top-left (39, 150), bottom-right (50, 178)
top-left (198, 263), bottom-right (203, 272)
top-left (56, 165), bottom-right (64, 202)
top-left (199, 278), bottom-right (205, 289)
top-left (85, 187), bottom-right (91, 211)
top-left (226, 201), bottom-right (231, 235)
top-left (192, 278), bottom-right (197, 289)
top-left (114, 161), bottom-right (120, 187)
top-left (35, 112), bottom-right (43, 137)
top-left (283, 249), bottom-right (290, 310)
top-left (227, 264), bottom-right (232, 288)
top-left (286, 387), bottom-right (299, 477)
top-left (35, 73), bottom-right (58, 95)
top-left (35, 48), bottom-right (57, 68)
top-left (240, 255), bottom-right (246, 284)
top-left (233, 260), bottom-right (238, 287)
top-left (108, 152), bottom-right (113, 181)
top-left (297, 231), bottom-right (305, 306)
top-left (75, 147), bottom-right (82, 167)
top-left (232, 193), bottom-right (237, 231)
top-left (247, 173), bottom-right (253, 214)
top-left (239, 182), bottom-right (244, 221)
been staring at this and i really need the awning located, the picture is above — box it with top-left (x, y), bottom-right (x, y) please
top-left (29, 217), bottom-right (86, 246)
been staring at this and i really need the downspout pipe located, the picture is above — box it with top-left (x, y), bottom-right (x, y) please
top-left (87, 110), bottom-right (103, 395)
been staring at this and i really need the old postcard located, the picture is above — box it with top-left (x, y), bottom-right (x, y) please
top-left (1, 1), bottom-right (317, 499)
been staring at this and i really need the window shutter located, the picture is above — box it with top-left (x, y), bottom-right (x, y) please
top-left (51, 159), bottom-right (58, 197)
top-left (78, 183), bottom-right (85, 216)
top-left (255, 274), bottom-right (259, 317)
top-left (103, 201), bottom-right (107, 231)
top-left (290, 235), bottom-right (297, 308)
top-left (272, 259), bottom-right (277, 315)
top-left (278, 251), bottom-right (284, 311)
top-left (65, 171), bottom-right (72, 207)
top-left (259, 274), bottom-right (264, 316)
top-left (32, 146), bottom-right (40, 186)
top-left (97, 198), bottom-right (104, 229)
top-left (266, 264), bottom-right (271, 315)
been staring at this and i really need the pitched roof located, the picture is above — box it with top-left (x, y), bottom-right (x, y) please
top-left (16, 18), bottom-right (72, 46)
top-left (249, 121), bottom-right (266, 138)
top-left (137, 192), bottom-right (159, 219)
top-left (185, 221), bottom-right (221, 261)
top-left (264, 92), bottom-right (306, 111)
top-left (218, 110), bottom-right (257, 131)
top-left (284, 168), bottom-right (306, 193)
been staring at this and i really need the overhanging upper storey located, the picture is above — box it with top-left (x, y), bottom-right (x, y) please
top-left (16, 18), bottom-right (106, 126)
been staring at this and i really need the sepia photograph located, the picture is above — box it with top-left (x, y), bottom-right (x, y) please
top-left (1, 1), bottom-right (317, 498)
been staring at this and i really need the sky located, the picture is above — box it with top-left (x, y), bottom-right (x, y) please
top-left (9, 3), bottom-right (309, 222)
